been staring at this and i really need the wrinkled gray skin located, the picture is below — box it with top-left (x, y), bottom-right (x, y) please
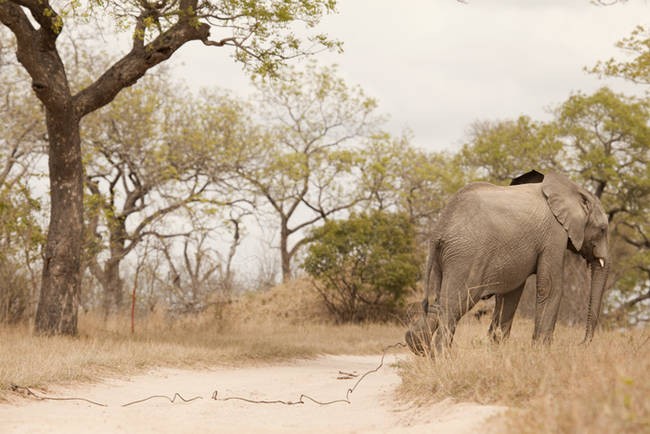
top-left (406, 171), bottom-right (609, 356)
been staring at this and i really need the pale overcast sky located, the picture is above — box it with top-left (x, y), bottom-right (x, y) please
top-left (171, 1), bottom-right (650, 153)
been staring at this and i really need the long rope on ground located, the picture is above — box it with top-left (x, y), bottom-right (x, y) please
top-left (122, 393), bottom-right (203, 407)
top-left (211, 342), bottom-right (406, 406)
top-left (9, 384), bottom-right (108, 407)
top-left (10, 342), bottom-right (407, 408)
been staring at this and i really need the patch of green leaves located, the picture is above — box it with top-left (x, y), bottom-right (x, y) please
top-left (303, 211), bottom-right (420, 322)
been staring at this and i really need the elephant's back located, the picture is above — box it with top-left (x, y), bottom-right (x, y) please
top-left (441, 180), bottom-right (543, 216)
top-left (435, 182), bottom-right (551, 254)
top-left (434, 182), bottom-right (549, 292)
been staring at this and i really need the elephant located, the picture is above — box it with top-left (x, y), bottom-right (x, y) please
top-left (405, 170), bottom-right (609, 356)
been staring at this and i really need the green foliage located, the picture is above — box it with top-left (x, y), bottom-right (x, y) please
top-left (302, 211), bottom-right (420, 322)
top-left (588, 25), bottom-right (650, 84)
top-left (74, 0), bottom-right (341, 76)
top-left (553, 87), bottom-right (650, 206)
top-left (238, 61), bottom-right (380, 280)
top-left (0, 41), bottom-right (45, 323)
top-left (80, 68), bottom-right (257, 312)
top-left (0, 181), bottom-right (44, 324)
top-left (459, 115), bottom-right (562, 183)
top-left (360, 132), bottom-right (465, 236)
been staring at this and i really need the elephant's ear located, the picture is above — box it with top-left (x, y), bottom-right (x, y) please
top-left (541, 172), bottom-right (590, 250)
top-left (510, 170), bottom-right (544, 185)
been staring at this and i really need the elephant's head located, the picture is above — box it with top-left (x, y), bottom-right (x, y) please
top-left (541, 172), bottom-right (609, 267)
top-left (527, 171), bottom-right (610, 342)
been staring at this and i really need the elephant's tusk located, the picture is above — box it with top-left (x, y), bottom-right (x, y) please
top-left (599, 258), bottom-right (605, 268)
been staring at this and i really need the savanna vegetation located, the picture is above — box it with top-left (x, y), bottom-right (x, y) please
top-left (0, 1), bottom-right (649, 433)
top-left (398, 316), bottom-right (650, 434)
top-left (0, 279), bottom-right (404, 400)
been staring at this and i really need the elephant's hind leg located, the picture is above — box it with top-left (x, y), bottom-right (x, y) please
top-left (422, 239), bottom-right (442, 314)
top-left (405, 308), bottom-right (439, 356)
top-left (488, 283), bottom-right (524, 343)
top-left (433, 274), bottom-right (484, 353)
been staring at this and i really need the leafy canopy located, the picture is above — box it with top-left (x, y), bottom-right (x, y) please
top-left (62, 0), bottom-right (342, 76)
top-left (589, 25), bottom-right (650, 85)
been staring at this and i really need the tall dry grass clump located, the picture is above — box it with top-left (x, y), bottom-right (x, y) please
top-left (398, 318), bottom-right (649, 433)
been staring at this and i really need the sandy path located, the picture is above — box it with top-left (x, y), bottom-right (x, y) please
top-left (0, 354), bottom-right (503, 433)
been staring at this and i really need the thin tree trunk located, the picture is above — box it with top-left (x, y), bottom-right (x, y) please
top-left (280, 222), bottom-right (291, 282)
top-left (105, 220), bottom-right (127, 314)
top-left (35, 108), bottom-right (83, 335)
top-left (223, 218), bottom-right (241, 291)
top-left (102, 260), bottom-right (124, 318)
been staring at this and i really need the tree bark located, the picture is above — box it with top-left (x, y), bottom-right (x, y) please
top-left (102, 260), bottom-right (124, 316)
top-left (105, 217), bottom-right (127, 313)
top-left (280, 218), bottom-right (292, 282)
top-left (35, 107), bottom-right (83, 335)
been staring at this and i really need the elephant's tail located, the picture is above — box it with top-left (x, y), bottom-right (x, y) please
top-left (422, 238), bottom-right (442, 314)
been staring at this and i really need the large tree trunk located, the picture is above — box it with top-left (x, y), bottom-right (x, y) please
top-left (34, 108), bottom-right (83, 335)
top-left (583, 262), bottom-right (609, 343)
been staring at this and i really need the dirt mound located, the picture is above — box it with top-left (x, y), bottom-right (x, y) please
top-left (225, 278), bottom-right (331, 325)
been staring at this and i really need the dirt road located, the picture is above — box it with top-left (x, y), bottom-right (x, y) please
top-left (0, 354), bottom-right (503, 433)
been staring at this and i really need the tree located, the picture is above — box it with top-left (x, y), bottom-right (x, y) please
top-left (552, 87), bottom-right (650, 323)
top-left (237, 62), bottom-right (379, 281)
top-left (589, 25), bottom-right (650, 85)
top-left (587, 25), bottom-right (650, 323)
top-left (82, 73), bottom-right (250, 315)
top-left (459, 116), bottom-right (562, 183)
top-left (360, 132), bottom-right (464, 242)
top-left (0, 0), bottom-right (338, 335)
top-left (303, 211), bottom-right (420, 322)
top-left (155, 206), bottom-right (244, 316)
top-left (0, 30), bottom-right (46, 322)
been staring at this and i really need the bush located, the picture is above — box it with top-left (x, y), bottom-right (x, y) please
top-left (302, 211), bottom-right (420, 322)
top-left (0, 260), bottom-right (34, 324)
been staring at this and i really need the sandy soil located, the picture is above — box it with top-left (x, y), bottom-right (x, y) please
top-left (0, 354), bottom-right (504, 433)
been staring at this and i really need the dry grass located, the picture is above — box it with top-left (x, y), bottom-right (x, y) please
top-left (225, 278), bottom-right (332, 325)
top-left (0, 280), bottom-right (404, 401)
top-left (398, 317), bottom-right (650, 433)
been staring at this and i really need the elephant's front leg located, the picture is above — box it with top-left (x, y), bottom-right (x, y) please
top-left (488, 283), bottom-right (525, 343)
top-left (532, 253), bottom-right (564, 344)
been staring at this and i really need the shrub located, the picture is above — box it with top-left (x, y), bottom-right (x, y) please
top-left (302, 211), bottom-right (420, 322)
top-left (0, 260), bottom-right (34, 324)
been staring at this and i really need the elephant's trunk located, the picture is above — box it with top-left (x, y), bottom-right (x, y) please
top-left (582, 261), bottom-right (609, 343)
